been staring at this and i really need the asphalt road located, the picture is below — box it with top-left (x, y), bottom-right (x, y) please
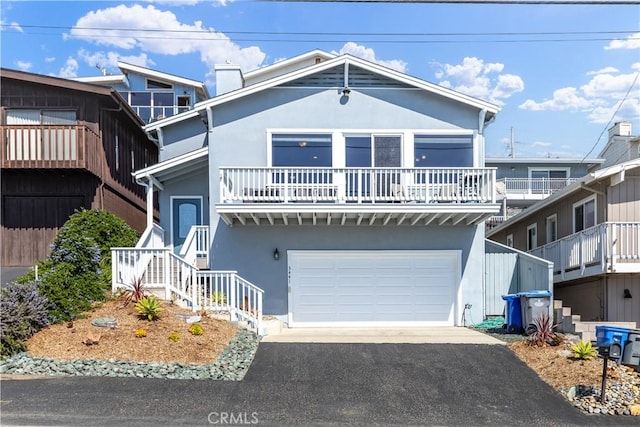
top-left (1, 343), bottom-right (634, 426)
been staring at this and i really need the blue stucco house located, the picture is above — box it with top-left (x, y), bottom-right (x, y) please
top-left (111, 50), bottom-right (502, 332)
top-left (75, 62), bottom-right (209, 124)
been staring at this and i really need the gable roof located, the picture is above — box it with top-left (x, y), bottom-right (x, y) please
top-left (243, 49), bottom-right (337, 85)
top-left (73, 62), bottom-right (210, 100)
top-left (145, 53), bottom-right (500, 132)
top-left (132, 146), bottom-right (208, 185)
top-left (486, 158), bottom-right (640, 237)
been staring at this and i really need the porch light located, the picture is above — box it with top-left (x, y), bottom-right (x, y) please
top-left (298, 141), bottom-right (308, 148)
top-left (624, 289), bottom-right (632, 299)
top-left (342, 87), bottom-right (351, 96)
top-left (273, 248), bottom-right (280, 261)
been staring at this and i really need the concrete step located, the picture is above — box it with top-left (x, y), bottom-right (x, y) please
top-left (581, 331), bottom-right (596, 342)
top-left (553, 299), bottom-right (564, 309)
top-left (561, 314), bottom-right (582, 333)
top-left (573, 321), bottom-right (638, 333)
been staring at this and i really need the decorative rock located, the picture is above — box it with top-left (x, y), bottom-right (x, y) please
top-left (630, 404), bottom-right (640, 416)
top-left (0, 328), bottom-right (259, 381)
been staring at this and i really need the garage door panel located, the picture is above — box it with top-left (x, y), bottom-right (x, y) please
top-left (290, 251), bottom-right (459, 326)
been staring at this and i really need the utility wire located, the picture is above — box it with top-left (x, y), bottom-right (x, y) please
top-left (264, 0), bottom-right (640, 4)
top-left (2, 24), bottom-right (637, 37)
top-left (580, 72), bottom-right (640, 162)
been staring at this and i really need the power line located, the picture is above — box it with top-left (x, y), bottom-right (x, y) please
top-left (3, 24), bottom-right (638, 37)
top-left (580, 72), bottom-right (640, 162)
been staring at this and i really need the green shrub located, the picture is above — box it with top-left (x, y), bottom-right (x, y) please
top-left (168, 332), bottom-right (180, 342)
top-left (135, 296), bottom-right (163, 321)
top-left (188, 323), bottom-right (204, 335)
top-left (572, 340), bottom-right (598, 359)
top-left (0, 281), bottom-right (50, 357)
top-left (210, 291), bottom-right (227, 305)
top-left (17, 209), bottom-right (139, 323)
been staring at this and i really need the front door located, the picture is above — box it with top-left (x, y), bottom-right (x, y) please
top-left (172, 197), bottom-right (202, 253)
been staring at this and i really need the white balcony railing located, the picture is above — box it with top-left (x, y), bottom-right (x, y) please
top-left (497, 177), bottom-right (579, 197)
top-left (220, 167), bottom-right (496, 204)
top-left (529, 222), bottom-right (640, 280)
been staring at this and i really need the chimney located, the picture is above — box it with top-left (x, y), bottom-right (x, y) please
top-left (608, 121), bottom-right (632, 139)
top-left (214, 63), bottom-right (244, 96)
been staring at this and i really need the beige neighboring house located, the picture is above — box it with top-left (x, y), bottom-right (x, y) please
top-left (486, 158), bottom-right (640, 328)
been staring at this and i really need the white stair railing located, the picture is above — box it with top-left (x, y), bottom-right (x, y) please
top-left (111, 248), bottom-right (264, 334)
top-left (178, 225), bottom-right (209, 266)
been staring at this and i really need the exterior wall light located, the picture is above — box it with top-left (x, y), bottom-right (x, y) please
top-left (273, 248), bottom-right (280, 261)
top-left (624, 289), bottom-right (632, 299)
top-left (342, 87), bottom-right (351, 96)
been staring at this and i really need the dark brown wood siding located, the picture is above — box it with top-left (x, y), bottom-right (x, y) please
top-left (1, 72), bottom-right (159, 266)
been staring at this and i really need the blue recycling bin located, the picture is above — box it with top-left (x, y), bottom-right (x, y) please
top-left (502, 294), bottom-right (523, 333)
top-left (596, 325), bottom-right (632, 363)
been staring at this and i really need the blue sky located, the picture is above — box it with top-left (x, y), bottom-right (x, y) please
top-left (1, 0), bottom-right (639, 159)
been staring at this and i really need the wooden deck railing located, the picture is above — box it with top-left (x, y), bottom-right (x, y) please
top-left (529, 222), bottom-right (640, 279)
top-left (1, 125), bottom-right (103, 176)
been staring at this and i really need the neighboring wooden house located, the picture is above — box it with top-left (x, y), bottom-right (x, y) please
top-left (74, 62), bottom-right (210, 124)
top-left (112, 50), bottom-right (505, 332)
top-left (487, 159), bottom-right (640, 327)
top-left (485, 157), bottom-right (604, 228)
top-left (1, 68), bottom-right (158, 266)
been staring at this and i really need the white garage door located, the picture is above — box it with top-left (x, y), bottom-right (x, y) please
top-left (288, 250), bottom-right (460, 326)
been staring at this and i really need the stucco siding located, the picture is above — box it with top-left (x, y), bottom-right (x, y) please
top-left (158, 167), bottom-right (209, 246)
top-left (208, 223), bottom-right (484, 322)
top-left (159, 116), bottom-right (208, 162)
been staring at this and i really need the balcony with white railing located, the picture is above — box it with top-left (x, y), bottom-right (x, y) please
top-left (496, 178), bottom-right (580, 201)
top-left (217, 167), bottom-right (499, 226)
top-left (528, 222), bottom-right (640, 282)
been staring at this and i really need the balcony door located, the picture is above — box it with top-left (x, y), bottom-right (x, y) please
top-left (345, 135), bottom-right (401, 200)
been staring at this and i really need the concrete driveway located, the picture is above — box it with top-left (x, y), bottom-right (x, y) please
top-left (1, 343), bottom-right (628, 426)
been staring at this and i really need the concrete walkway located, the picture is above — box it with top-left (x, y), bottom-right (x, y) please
top-left (261, 326), bottom-right (505, 344)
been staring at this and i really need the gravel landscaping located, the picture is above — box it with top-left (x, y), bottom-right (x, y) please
top-left (0, 328), bottom-right (260, 381)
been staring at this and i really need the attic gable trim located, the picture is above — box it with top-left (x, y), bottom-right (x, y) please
top-left (192, 54), bottom-right (499, 116)
top-left (243, 49), bottom-right (337, 80)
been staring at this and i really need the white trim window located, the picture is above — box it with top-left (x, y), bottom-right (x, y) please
top-left (573, 195), bottom-right (596, 232)
top-left (545, 214), bottom-right (557, 243)
top-left (527, 223), bottom-right (538, 251)
top-left (528, 167), bottom-right (570, 194)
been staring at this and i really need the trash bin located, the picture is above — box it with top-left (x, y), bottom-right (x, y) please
top-left (621, 329), bottom-right (640, 367)
top-left (596, 325), bottom-right (631, 363)
top-left (502, 294), bottom-right (523, 334)
top-left (518, 290), bottom-right (552, 334)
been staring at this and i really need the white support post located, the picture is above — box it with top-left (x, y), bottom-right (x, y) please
top-left (229, 273), bottom-right (237, 321)
top-left (163, 250), bottom-right (171, 301)
top-left (610, 223), bottom-right (617, 272)
top-left (146, 181), bottom-right (154, 230)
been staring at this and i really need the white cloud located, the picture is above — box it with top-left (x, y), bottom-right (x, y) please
top-left (45, 57), bottom-right (56, 63)
top-left (519, 67), bottom-right (639, 124)
top-left (334, 42), bottom-right (408, 73)
top-left (56, 57), bottom-right (79, 78)
top-left (77, 49), bottom-right (155, 73)
top-left (519, 87), bottom-right (593, 111)
top-left (587, 67), bottom-right (619, 76)
top-left (532, 141), bottom-right (552, 148)
top-left (15, 60), bottom-right (32, 71)
top-left (67, 4), bottom-right (265, 73)
top-left (433, 57), bottom-right (523, 105)
top-left (605, 32), bottom-right (640, 50)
